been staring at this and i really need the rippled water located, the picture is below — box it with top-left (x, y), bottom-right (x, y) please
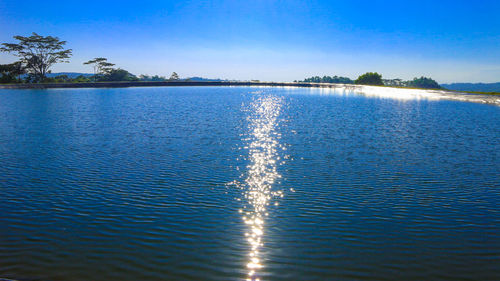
top-left (0, 86), bottom-right (499, 281)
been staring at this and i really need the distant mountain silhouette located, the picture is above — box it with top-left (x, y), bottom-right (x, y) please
top-left (19, 72), bottom-right (92, 79)
top-left (185, 77), bottom-right (227, 82)
top-left (441, 82), bottom-right (500, 92)
top-left (46, 72), bottom-right (93, 78)
top-left (19, 73), bottom-right (231, 81)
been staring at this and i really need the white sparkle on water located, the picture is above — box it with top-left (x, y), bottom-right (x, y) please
top-left (238, 94), bottom-right (286, 280)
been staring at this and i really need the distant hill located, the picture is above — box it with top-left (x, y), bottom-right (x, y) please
top-left (19, 72), bottom-right (93, 79)
top-left (441, 82), bottom-right (500, 92)
top-left (185, 77), bottom-right (227, 82)
top-left (47, 72), bottom-right (93, 78)
top-left (46, 73), bottom-right (223, 80)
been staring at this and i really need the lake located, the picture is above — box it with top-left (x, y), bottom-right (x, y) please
top-left (0, 86), bottom-right (499, 281)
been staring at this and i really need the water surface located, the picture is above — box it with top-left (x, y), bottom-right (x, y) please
top-left (0, 86), bottom-right (499, 280)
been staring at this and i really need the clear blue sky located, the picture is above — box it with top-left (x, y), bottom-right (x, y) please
top-left (1, 0), bottom-right (499, 83)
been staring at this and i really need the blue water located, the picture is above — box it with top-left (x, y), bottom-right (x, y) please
top-left (0, 86), bottom-right (499, 281)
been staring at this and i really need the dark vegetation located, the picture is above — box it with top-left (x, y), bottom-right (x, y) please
top-left (355, 72), bottom-right (384, 86)
top-left (0, 61), bottom-right (24, 83)
top-left (1, 33), bottom-right (71, 83)
top-left (408, 77), bottom-right (441, 89)
top-left (300, 73), bottom-right (443, 89)
top-left (0, 33), bottom-right (181, 84)
top-left (298, 75), bottom-right (354, 84)
top-left (139, 75), bottom-right (168, 82)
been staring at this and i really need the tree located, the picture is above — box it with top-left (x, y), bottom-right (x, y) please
top-left (0, 61), bottom-right (25, 83)
top-left (169, 72), bottom-right (179, 81)
top-left (52, 74), bottom-right (70, 83)
top-left (83, 57), bottom-right (115, 81)
top-left (302, 75), bottom-right (354, 84)
top-left (0, 33), bottom-right (72, 82)
top-left (139, 74), bottom-right (167, 82)
top-left (73, 75), bottom-right (91, 83)
top-left (408, 76), bottom-right (441, 89)
top-left (99, 68), bottom-right (138, 81)
top-left (355, 72), bottom-right (383, 86)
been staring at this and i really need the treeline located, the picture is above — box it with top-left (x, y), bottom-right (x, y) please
top-left (38, 72), bottom-right (181, 83)
top-left (40, 69), bottom-right (139, 83)
top-left (384, 77), bottom-right (441, 89)
top-left (0, 33), bottom-right (180, 84)
top-left (299, 72), bottom-right (442, 89)
top-left (300, 75), bottom-right (354, 84)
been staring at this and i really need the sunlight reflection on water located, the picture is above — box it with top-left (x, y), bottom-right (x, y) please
top-left (1, 87), bottom-right (499, 281)
top-left (235, 94), bottom-right (286, 281)
top-left (283, 85), bottom-right (500, 105)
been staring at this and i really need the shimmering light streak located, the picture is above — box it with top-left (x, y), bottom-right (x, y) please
top-left (239, 95), bottom-right (285, 280)
top-left (295, 85), bottom-right (500, 105)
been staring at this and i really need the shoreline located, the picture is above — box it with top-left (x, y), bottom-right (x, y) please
top-left (0, 81), bottom-right (499, 105)
top-left (0, 81), bottom-right (355, 90)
